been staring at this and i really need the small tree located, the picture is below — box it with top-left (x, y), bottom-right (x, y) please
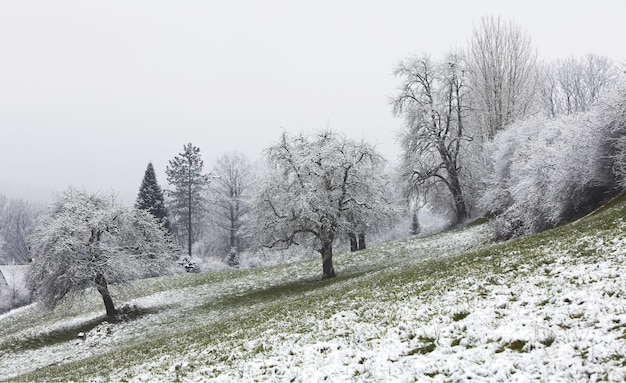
top-left (166, 143), bottom-right (211, 257)
top-left (28, 188), bottom-right (178, 317)
top-left (136, 162), bottom-right (168, 226)
top-left (411, 209), bottom-right (420, 235)
top-left (253, 131), bottom-right (396, 279)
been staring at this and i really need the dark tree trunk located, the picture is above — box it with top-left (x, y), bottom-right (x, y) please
top-left (320, 240), bottom-right (336, 279)
top-left (445, 164), bottom-right (468, 226)
top-left (95, 273), bottom-right (117, 317)
top-left (187, 182), bottom-right (193, 257)
top-left (357, 233), bottom-right (366, 250)
top-left (348, 233), bottom-right (358, 252)
top-left (450, 176), bottom-right (467, 225)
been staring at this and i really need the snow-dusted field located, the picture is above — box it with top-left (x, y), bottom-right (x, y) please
top-left (1, 200), bottom-right (625, 382)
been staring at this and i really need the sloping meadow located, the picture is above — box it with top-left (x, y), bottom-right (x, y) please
top-left (1, 197), bottom-right (625, 382)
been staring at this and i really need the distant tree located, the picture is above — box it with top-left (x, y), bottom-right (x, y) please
top-left (539, 54), bottom-right (619, 117)
top-left (468, 15), bottom-right (539, 140)
top-left (253, 131), bottom-right (396, 279)
top-left (0, 195), bottom-right (42, 264)
top-left (208, 152), bottom-right (253, 267)
top-left (27, 188), bottom-right (178, 317)
top-left (166, 143), bottom-right (211, 257)
top-left (136, 162), bottom-right (168, 226)
top-left (392, 52), bottom-right (472, 225)
top-left (411, 209), bottom-right (420, 235)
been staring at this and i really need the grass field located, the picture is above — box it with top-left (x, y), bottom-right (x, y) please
top-left (1, 196), bottom-right (625, 382)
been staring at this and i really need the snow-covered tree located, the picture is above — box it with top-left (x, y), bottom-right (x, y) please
top-left (27, 188), bottom-right (179, 317)
top-left (253, 131), bottom-right (396, 279)
top-left (392, 52), bottom-right (472, 225)
top-left (166, 143), bottom-right (212, 256)
top-left (207, 152), bottom-right (253, 267)
top-left (136, 162), bottom-right (168, 226)
top-left (468, 15), bottom-right (539, 140)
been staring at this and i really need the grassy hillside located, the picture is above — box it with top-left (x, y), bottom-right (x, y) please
top-left (1, 196), bottom-right (625, 382)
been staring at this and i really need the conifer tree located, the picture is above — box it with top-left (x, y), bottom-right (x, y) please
top-left (136, 162), bottom-right (168, 226)
top-left (411, 210), bottom-right (420, 235)
top-left (166, 143), bottom-right (211, 257)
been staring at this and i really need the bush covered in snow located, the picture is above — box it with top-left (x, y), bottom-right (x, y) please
top-left (480, 81), bottom-right (626, 239)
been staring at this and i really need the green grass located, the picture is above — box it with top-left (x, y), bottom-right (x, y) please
top-left (2, 195), bottom-right (625, 382)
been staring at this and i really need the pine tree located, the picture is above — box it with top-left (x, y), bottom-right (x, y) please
top-left (166, 143), bottom-right (210, 257)
top-left (136, 162), bottom-right (168, 226)
top-left (411, 210), bottom-right (420, 235)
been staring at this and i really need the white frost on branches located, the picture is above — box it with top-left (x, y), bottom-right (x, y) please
top-left (252, 130), bottom-right (397, 278)
top-left (28, 187), bottom-right (179, 314)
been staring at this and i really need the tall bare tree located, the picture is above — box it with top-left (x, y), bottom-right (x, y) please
top-left (540, 54), bottom-right (619, 117)
top-left (468, 15), bottom-right (539, 140)
top-left (392, 52), bottom-right (472, 225)
top-left (208, 152), bottom-right (253, 266)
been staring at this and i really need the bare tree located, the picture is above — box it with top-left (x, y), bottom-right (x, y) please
top-left (0, 195), bottom-right (42, 264)
top-left (468, 15), bottom-right (539, 140)
top-left (253, 131), bottom-right (395, 279)
top-left (392, 52), bottom-right (472, 225)
top-left (540, 54), bottom-right (619, 117)
top-left (207, 152), bottom-right (253, 266)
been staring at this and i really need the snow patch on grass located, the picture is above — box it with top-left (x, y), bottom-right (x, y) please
top-left (1, 203), bottom-right (625, 382)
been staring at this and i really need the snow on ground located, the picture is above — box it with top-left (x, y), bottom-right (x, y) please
top-left (165, 240), bottom-right (626, 382)
top-left (1, 214), bottom-right (625, 382)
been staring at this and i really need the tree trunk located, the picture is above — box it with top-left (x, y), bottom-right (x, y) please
top-left (449, 176), bottom-right (468, 225)
top-left (320, 240), bottom-right (336, 280)
top-left (348, 233), bottom-right (358, 252)
top-left (95, 273), bottom-right (117, 317)
top-left (357, 233), bottom-right (366, 250)
top-left (187, 182), bottom-right (193, 257)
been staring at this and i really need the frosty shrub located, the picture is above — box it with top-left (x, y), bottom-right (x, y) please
top-left (481, 81), bottom-right (625, 239)
top-left (28, 188), bottom-right (180, 317)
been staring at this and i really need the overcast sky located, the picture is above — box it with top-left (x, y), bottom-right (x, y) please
top-left (1, 0), bottom-right (624, 204)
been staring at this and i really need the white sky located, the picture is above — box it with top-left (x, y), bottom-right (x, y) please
top-left (1, 0), bottom-right (624, 204)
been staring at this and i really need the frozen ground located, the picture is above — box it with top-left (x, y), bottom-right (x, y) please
top-left (0, 201), bottom-right (625, 382)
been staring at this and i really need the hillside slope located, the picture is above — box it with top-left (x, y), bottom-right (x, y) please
top-left (1, 197), bottom-right (625, 382)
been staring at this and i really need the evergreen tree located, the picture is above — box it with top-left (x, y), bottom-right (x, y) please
top-left (166, 143), bottom-right (211, 257)
top-left (136, 162), bottom-right (168, 226)
top-left (411, 210), bottom-right (420, 235)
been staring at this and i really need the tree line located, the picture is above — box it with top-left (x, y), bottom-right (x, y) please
top-left (392, 15), bottom-right (625, 238)
top-left (2, 14), bottom-right (624, 317)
